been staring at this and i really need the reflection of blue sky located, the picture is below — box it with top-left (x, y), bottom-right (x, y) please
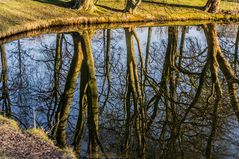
top-left (3, 25), bottom-right (237, 126)
top-left (3, 26), bottom-right (237, 97)
top-left (1, 24), bottom-right (239, 156)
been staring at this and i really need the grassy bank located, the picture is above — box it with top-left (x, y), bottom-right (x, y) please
top-left (0, 0), bottom-right (238, 39)
top-left (0, 115), bottom-right (76, 159)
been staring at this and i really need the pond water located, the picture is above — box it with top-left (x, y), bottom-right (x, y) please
top-left (0, 23), bottom-right (239, 158)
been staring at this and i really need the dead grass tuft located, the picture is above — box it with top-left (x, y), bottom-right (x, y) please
top-left (0, 116), bottom-right (76, 159)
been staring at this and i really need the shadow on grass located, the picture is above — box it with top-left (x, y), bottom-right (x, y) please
top-left (142, 0), bottom-right (203, 10)
top-left (34, 0), bottom-right (203, 12)
top-left (96, 4), bottom-right (124, 12)
top-left (35, 0), bottom-right (124, 12)
top-left (34, 0), bottom-right (73, 8)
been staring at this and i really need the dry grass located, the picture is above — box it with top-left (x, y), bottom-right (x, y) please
top-left (0, 115), bottom-right (19, 130)
top-left (27, 128), bottom-right (76, 158)
top-left (0, 0), bottom-right (238, 39)
top-left (0, 115), bottom-right (76, 159)
top-left (27, 128), bottom-right (54, 145)
top-left (61, 147), bottom-right (76, 159)
top-left (143, 0), bottom-right (239, 10)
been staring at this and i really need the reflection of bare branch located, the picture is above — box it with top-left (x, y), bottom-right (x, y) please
top-left (217, 50), bottom-right (239, 121)
top-left (180, 62), bottom-right (208, 123)
top-left (100, 29), bottom-right (111, 113)
top-left (48, 34), bottom-right (63, 129)
top-left (124, 28), bottom-right (146, 159)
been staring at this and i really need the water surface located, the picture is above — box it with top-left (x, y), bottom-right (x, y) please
top-left (0, 23), bottom-right (239, 159)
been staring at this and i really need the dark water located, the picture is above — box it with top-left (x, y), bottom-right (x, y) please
top-left (0, 23), bottom-right (239, 159)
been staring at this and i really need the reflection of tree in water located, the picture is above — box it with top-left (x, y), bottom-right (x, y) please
top-left (0, 45), bottom-right (11, 117)
top-left (1, 24), bottom-right (239, 159)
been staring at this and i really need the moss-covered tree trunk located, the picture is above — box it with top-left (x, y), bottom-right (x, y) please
top-left (73, 30), bottom-right (99, 158)
top-left (52, 32), bottom-right (83, 148)
top-left (73, 77), bottom-right (87, 157)
top-left (73, 35), bottom-right (88, 156)
top-left (125, 0), bottom-right (141, 14)
top-left (49, 34), bottom-right (63, 129)
top-left (203, 24), bottom-right (223, 159)
top-left (0, 45), bottom-right (11, 117)
top-left (235, 26), bottom-right (239, 71)
top-left (203, 23), bottom-right (239, 157)
top-left (204, 0), bottom-right (220, 13)
top-left (124, 28), bottom-right (145, 159)
top-left (217, 49), bottom-right (239, 121)
top-left (209, 24), bottom-right (239, 122)
top-left (161, 26), bottom-right (180, 159)
top-left (82, 30), bottom-right (99, 158)
top-left (72, 0), bottom-right (95, 11)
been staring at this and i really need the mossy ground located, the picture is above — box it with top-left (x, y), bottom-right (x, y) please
top-left (0, 0), bottom-right (238, 38)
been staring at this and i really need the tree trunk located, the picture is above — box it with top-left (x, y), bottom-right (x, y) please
top-left (48, 34), bottom-right (63, 129)
top-left (203, 23), bottom-right (223, 159)
top-left (124, 28), bottom-right (145, 159)
top-left (161, 26), bottom-right (179, 159)
top-left (73, 0), bottom-right (95, 11)
top-left (73, 36), bottom-right (88, 155)
top-left (72, 31), bottom-right (99, 158)
top-left (217, 50), bottom-right (239, 121)
top-left (0, 45), bottom-right (11, 117)
top-left (82, 31), bottom-right (99, 158)
top-left (52, 32), bottom-right (83, 148)
top-left (235, 26), bottom-right (239, 71)
top-left (203, 25), bottom-right (239, 158)
top-left (125, 0), bottom-right (141, 14)
top-left (204, 0), bottom-right (220, 13)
